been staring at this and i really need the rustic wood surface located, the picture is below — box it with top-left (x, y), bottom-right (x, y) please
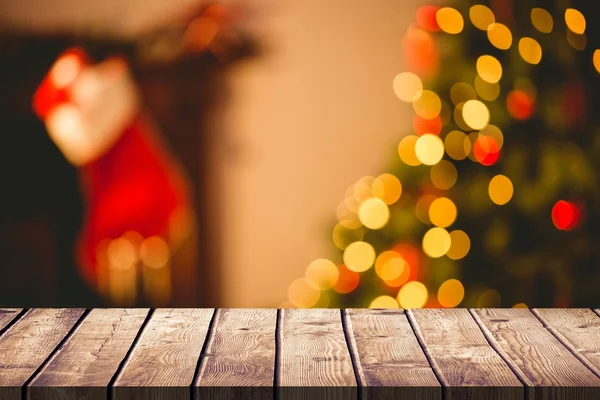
top-left (0, 308), bottom-right (600, 399)
top-left (473, 308), bottom-right (600, 399)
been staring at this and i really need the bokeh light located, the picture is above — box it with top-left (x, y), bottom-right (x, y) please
top-left (305, 258), bottom-right (339, 290)
top-left (469, 5), bottom-right (495, 31)
top-left (518, 37), bottom-right (542, 64)
top-left (462, 100), bottom-right (490, 130)
top-left (332, 265), bottom-right (360, 294)
top-left (413, 115), bottom-right (442, 136)
top-left (531, 8), bottom-right (553, 33)
top-left (422, 227), bottom-right (451, 258)
top-left (507, 90), bottom-right (534, 120)
top-left (398, 135), bottom-right (422, 166)
top-left (413, 90), bottom-right (442, 119)
top-left (444, 130), bottom-right (471, 160)
top-left (358, 197), bottom-right (390, 229)
top-left (474, 76), bottom-right (500, 101)
top-left (430, 160), bottom-right (458, 190)
top-left (416, 5), bottom-right (441, 32)
top-left (332, 223), bottom-right (364, 250)
top-left (107, 236), bottom-right (137, 271)
top-left (450, 82), bottom-right (477, 105)
top-left (453, 103), bottom-right (471, 131)
top-left (447, 230), bottom-right (470, 260)
top-left (369, 295), bottom-right (399, 308)
top-left (372, 173), bottom-right (402, 205)
top-left (429, 197), bottom-right (457, 228)
top-left (487, 23), bottom-right (512, 50)
top-left (436, 7), bottom-right (464, 34)
top-left (565, 8), bottom-right (586, 34)
top-left (288, 278), bottom-right (320, 308)
top-left (353, 176), bottom-right (375, 203)
top-left (567, 30), bottom-right (587, 51)
top-left (594, 50), bottom-right (600, 74)
top-left (552, 200), bottom-right (580, 231)
top-left (479, 124), bottom-right (504, 150)
top-left (416, 194), bottom-right (437, 224)
top-left (477, 289), bottom-right (501, 307)
top-left (473, 135), bottom-right (500, 166)
top-left (375, 251), bottom-right (406, 281)
top-left (139, 236), bottom-right (170, 269)
top-left (393, 72), bottom-right (423, 102)
top-left (415, 133), bottom-right (444, 165)
top-left (488, 175), bottom-right (513, 205)
top-left (513, 303), bottom-right (528, 308)
top-left (437, 279), bottom-right (464, 307)
top-left (343, 241), bottom-right (376, 272)
top-left (397, 281), bottom-right (428, 308)
top-left (476, 55), bottom-right (502, 83)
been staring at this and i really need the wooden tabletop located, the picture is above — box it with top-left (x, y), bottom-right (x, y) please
top-left (1, 308), bottom-right (600, 399)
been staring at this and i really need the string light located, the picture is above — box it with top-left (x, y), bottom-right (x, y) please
top-left (488, 175), bottom-right (513, 205)
top-left (393, 72), bottom-right (423, 102)
top-left (436, 7), bottom-right (464, 34)
top-left (487, 23), bottom-right (512, 50)
top-left (397, 281), bottom-right (428, 308)
top-left (518, 37), bottom-right (542, 64)
top-left (469, 5), bottom-right (495, 31)
top-left (437, 279), bottom-right (464, 307)
top-left (415, 133), bottom-right (444, 165)
top-left (447, 230), bottom-right (470, 260)
top-left (531, 8), bottom-right (553, 33)
top-left (343, 241), bottom-right (376, 272)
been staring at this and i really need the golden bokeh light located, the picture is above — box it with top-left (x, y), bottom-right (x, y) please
top-left (393, 72), bottom-right (423, 102)
top-left (413, 90), bottom-right (442, 119)
top-left (469, 5), bottom-right (495, 31)
top-left (416, 194), bottom-right (436, 224)
top-left (436, 7), bottom-right (464, 34)
top-left (288, 278), bottom-right (320, 308)
top-left (398, 135), bottom-right (422, 166)
top-left (565, 8), bottom-right (586, 34)
top-left (444, 130), bottom-right (471, 160)
top-left (354, 176), bottom-right (375, 203)
top-left (453, 103), bottom-right (471, 131)
top-left (372, 173), bottom-right (402, 205)
top-left (477, 288), bottom-right (501, 307)
top-left (594, 50), bottom-right (600, 74)
top-left (466, 131), bottom-right (479, 162)
top-left (305, 258), bottom-right (339, 290)
top-left (518, 37), bottom-right (542, 64)
top-left (430, 159), bottom-right (458, 190)
top-left (140, 236), bottom-right (170, 269)
top-left (429, 197), bottom-right (457, 228)
top-left (513, 303), bottom-right (528, 308)
top-left (332, 223), bottom-right (364, 250)
top-left (375, 251), bottom-right (407, 282)
top-left (397, 281), bottom-right (428, 308)
top-left (107, 236), bottom-right (137, 271)
top-left (479, 124), bottom-right (504, 149)
top-left (447, 230), bottom-right (471, 260)
top-left (531, 8), bottom-right (553, 33)
top-left (489, 174), bottom-right (514, 205)
top-left (462, 100), bottom-right (490, 130)
top-left (476, 55), bottom-right (503, 83)
top-left (415, 133), bottom-right (444, 165)
top-left (437, 279), bottom-right (465, 307)
top-left (422, 227), bottom-right (451, 258)
top-left (487, 23), bottom-right (512, 50)
top-left (440, 100), bottom-right (452, 126)
top-left (369, 295), bottom-right (399, 309)
top-left (474, 75), bottom-right (500, 101)
top-left (358, 197), bottom-right (390, 230)
top-left (450, 82), bottom-right (477, 105)
top-left (343, 241), bottom-right (376, 272)
top-left (567, 30), bottom-right (586, 51)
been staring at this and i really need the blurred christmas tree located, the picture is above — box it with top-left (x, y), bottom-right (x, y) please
top-left (286, 0), bottom-right (600, 309)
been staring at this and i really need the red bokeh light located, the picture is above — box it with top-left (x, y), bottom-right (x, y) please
top-left (507, 90), bottom-right (534, 120)
top-left (392, 242), bottom-right (421, 281)
top-left (403, 25), bottom-right (439, 79)
top-left (551, 200), bottom-right (580, 231)
top-left (416, 5), bottom-right (441, 32)
top-left (473, 136), bottom-right (500, 166)
top-left (332, 264), bottom-right (360, 294)
top-left (413, 115), bottom-right (442, 136)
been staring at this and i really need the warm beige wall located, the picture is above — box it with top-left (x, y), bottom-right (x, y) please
top-left (220, 0), bottom-right (425, 307)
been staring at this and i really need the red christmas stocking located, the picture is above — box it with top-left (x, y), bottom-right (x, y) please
top-left (33, 48), bottom-right (193, 302)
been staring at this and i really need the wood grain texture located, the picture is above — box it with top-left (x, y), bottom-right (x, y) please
top-left (473, 308), bottom-right (600, 399)
top-left (277, 308), bottom-right (356, 400)
top-left (28, 308), bottom-right (149, 400)
top-left (195, 309), bottom-right (276, 400)
top-left (112, 308), bottom-right (214, 400)
top-left (533, 308), bottom-right (600, 379)
top-left (0, 309), bottom-right (23, 333)
top-left (345, 308), bottom-right (441, 400)
top-left (408, 308), bottom-right (522, 400)
top-left (0, 308), bottom-right (85, 400)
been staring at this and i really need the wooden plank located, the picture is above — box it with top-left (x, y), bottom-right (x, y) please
top-left (345, 308), bottom-right (441, 400)
top-left (28, 308), bottom-right (149, 400)
top-left (0, 308), bottom-right (85, 400)
top-left (408, 308), bottom-right (522, 400)
top-left (194, 309), bottom-right (276, 400)
top-left (473, 308), bottom-right (600, 399)
top-left (533, 308), bottom-right (600, 379)
top-left (112, 308), bottom-right (214, 400)
top-left (277, 308), bottom-right (357, 400)
top-left (0, 309), bottom-right (23, 333)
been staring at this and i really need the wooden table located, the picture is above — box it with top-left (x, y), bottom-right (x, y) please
top-left (1, 308), bottom-right (600, 399)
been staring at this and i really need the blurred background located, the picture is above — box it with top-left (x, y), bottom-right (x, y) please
top-left (1, 0), bottom-right (599, 309)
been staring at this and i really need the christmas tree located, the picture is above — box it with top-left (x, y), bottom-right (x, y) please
top-left (286, 0), bottom-right (600, 309)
